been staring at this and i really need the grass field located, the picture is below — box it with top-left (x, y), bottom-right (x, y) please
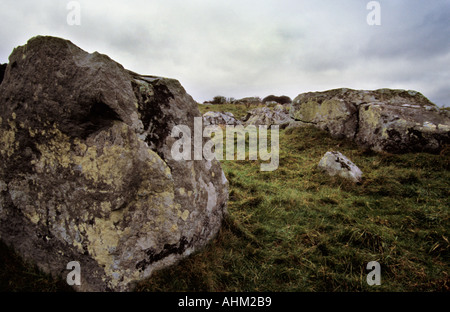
top-left (1, 104), bottom-right (449, 291)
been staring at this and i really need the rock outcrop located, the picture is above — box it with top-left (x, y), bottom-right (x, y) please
top-left (202, 111), bottom-right (241, 126)
top-left (0, 36), bottom-right (228, 291)
top-left (232, 97), bottom-right (262, 106)
top-left (290, 88), bottom-right (450, 153)
top-left (242, 104), bottom-right (292, 128)
top-left (318, 151), bottom-right (363, 183)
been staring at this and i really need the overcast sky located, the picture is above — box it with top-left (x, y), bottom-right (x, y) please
top-left (1, 0), bottom-right (449, 106)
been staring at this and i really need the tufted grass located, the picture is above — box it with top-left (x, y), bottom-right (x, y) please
top-left (134, 123), bottom-right (449, 292)
top-left (1, 105), bottom-right (449, 292)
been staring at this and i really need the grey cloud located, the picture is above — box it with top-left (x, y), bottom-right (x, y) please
top-left (0, 1), bottom-right (448, 106)
top-left (360, 1), bottom-right (450, 60)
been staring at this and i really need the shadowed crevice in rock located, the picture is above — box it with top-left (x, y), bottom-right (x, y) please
top-left (78, 100), bottom-right (124, 139)
top-left (136, 236), bottom-right (190, 272)
top-left (130, 77), bottom-right (175, 152)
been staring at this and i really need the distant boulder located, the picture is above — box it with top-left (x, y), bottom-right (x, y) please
top-left (291, 88), bottom-right (450, 154)
top-left (242, 104), bottom-right (292, 127)
top-left (203, 111), bottom-right (241, 126)
top-left (233, 97), bottom-right (262, 106)
top-left (318, 151), bottom-right (363, 183)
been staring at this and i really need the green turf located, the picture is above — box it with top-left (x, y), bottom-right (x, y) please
top-left (1, 104), bottom-right (448, 291)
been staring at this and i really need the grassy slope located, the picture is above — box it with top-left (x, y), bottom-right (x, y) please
top-left (1, 104), bottom-right (449, 291)
top-left (136, 104), bottom-right (449, 292)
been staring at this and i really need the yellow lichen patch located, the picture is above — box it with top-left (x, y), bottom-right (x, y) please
top-left (33, 123), bottom-right (137, 190)
top-left (100, 202), bottom-right (112, 213)
top-left (74, 144), bottom-right (131, 188)
top-left (73, 138), bottom-right (87, 155)
top-left (320, 99), bottom-right (349, 119)
top-left (0, 129), bottom-right (16, 157)
top-left (181, 210), bottom-right (190, 221)
top-left (361, 105), bottom-right (382, 128)
top-left (84, 215), bottom-right (124, 288)
top-left (293, 99), bottom-right (348, 121)
top-left (165, 167), bottom-right (171, 178)
top-left (0, 119), bottom-right (18, 157)
top-left (35, 127), bottom-right (72, 169)
top-left (24, 206), bottom-right (40, 225)
top-left (23, 120), bottom-right (185, 288)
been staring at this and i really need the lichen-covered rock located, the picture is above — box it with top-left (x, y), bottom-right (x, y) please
top-left (357, 100), bottom-right (450, 153)
top-left (202, 111), bottom-right (241, 126)
top-left (318, 151), bottom-right (363, 183)
top-left (0, 36), bottom-right (228, 291)
top-left (242, 104), bottom-right (292, 127)
top-left (290, 89), bottom-right (362, 139)
top-left (290, 88), bottom-right (450, 153)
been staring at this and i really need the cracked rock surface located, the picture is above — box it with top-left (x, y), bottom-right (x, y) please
top-left (290, 88), bottom-right (450, 153)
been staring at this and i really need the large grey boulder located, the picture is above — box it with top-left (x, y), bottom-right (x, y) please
top-left (290, 88), bottom-right (450, 153)
top-left (0, 36), bottom-right (228, 291)
top-left (232, 97), bottom-right (262, 106)
top-left (290, 89), bottom-right (359, 139)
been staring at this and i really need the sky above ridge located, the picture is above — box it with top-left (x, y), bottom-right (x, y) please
top-left (1, 0), bottom-right (449, 106)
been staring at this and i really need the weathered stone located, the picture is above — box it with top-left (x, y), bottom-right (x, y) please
top-left (318, 151), bottom-right (363, 183)
top-left (0, 36), bottom-right (228, 291)
top-left (242, 104), bottom-right (292, 127)
top-left (285, 120), bottom-right (310, 130)
top-left (356, 101), bottom-right (450, 153)
top-left (290, 88), bottom-right (360, 139)
top-left (202, 111), bottom-right (241, 126)
top-left (290, 88), bottom-right (450, 153)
